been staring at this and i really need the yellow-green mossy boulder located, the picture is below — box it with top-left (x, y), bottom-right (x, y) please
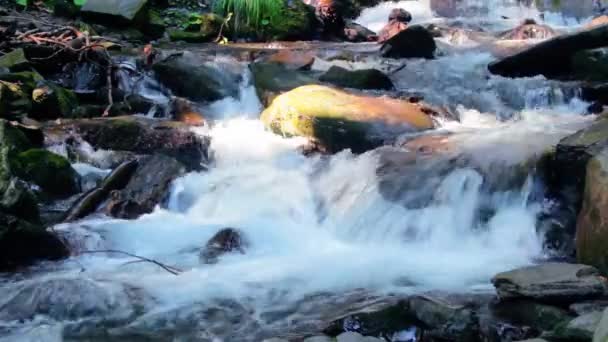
top-left (261, 85), bottom-right (435, 153)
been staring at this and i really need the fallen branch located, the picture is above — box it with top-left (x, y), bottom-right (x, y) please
top-left (81, 249), bottom-right (182, 276)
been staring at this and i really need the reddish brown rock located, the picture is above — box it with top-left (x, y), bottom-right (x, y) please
top-left (585, 15), bottom-right (608, 30)
top-left (378, 8), bottom-right (412, 43)
top-left (265, 49), bottom-right (316, 70)
top-left (499, 19), bottom-right (558, 40)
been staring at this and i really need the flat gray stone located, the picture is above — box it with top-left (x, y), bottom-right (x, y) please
top-left (492, 263), bottom-right (607, 302)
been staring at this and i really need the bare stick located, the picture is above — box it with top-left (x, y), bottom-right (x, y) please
top-left (81, 249), bottom-right (182, 275)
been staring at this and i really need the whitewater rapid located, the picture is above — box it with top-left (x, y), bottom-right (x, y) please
top-left (0, 1), bottom-right (602, 340)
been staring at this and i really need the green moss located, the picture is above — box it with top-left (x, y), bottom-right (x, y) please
top-left (168, 29), bottom-right (213, 42)
top-left (12, 149), bottom-right (80, 198)
top-left (0, 49), bottom-right (29, 72)
top-left (31, 81), bottom-right (78, 119)
top-left (265, 0), bottom-right (315, 41)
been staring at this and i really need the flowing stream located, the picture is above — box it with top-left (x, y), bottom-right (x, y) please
top-left (0, 1), bottom-right (602, 341)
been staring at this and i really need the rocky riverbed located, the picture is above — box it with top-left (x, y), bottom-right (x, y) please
top-left (3, 0), bottom-right (608, 341)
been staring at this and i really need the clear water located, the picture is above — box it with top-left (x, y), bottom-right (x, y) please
top-left (0, 1), bottom-right (599, 340)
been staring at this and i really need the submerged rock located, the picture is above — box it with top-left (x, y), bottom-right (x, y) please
top-left (492, 263), bottom-right (608, 303)
top-left (200, 228), bottom-right (248, 264)
top-left (106, 154), bottom-right (185, 219)
top-left (0, 277), bottom-right (137, 322)
top-left (380, 25), bottom-right (436, 59)
top-left (319, 66), bottom-right (393, 90)
top-left (261, 85), bottom-right (435, 153)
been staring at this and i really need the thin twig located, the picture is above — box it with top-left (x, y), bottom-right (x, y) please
top-left (81, 249), bottom-right (182, 275)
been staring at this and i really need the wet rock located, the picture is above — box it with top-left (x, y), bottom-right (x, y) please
top-left (585, 15), bottom-right (608, 30)
top-left (152, 53), bottom-right (239, 102)
top-left (309, 0), bottom-right (346, 39)
top-left (81, 0), bottom-right (148, 21)
top-left (264, 50), bottom-right (317, 70)
top-left (168, 13), bottom-right (222, 42)
top-left (545, 310), bottom-right (602, 341)
top-left (268, 0), bottom-right (317, 41)
top-left (336, 332), bottom-right (383, 341)
top-left (377, 9), bottom-right (412, 43)
top-left (408, 295), bottom-right (479, 341)
top-left (65, 160), bottom-right (139, 221)
top-left (251, 62), bottom-right (319, 106)
top-left (492, 263), bottom-right (608, 303)
top-left (0, 214), bottom-right (68, 271)
top-left (200, 228), bottom-right (248, 264)
top-left (594, 308), bottom-right (608, 342)
top-left (576, 147), bottom-right (608, 274)
top-left (491, 299), bottom-right (571, 333)
top-left (11, 148), bottom-right (81, 198)
top-left (319, 66), bottom-right (393, 90)
top-left (544, 119), bottom-right (608, 253)
top-left (380, 25), bottom-right (437, 59)
top-left (488, 24), bottom-right (608, 78)
top-left (344, 21), bottom-right (377, 42)
top-left (261, 85), bottom-right (434, 153)
top-left (0, 79), bottom-right (31, 120)
top-left (45, 116), bottom-right (209, 171)
top-left (170, 97), bottom-right (205, 126)
top-left (570, 301), bottom-right (608, 316)
top-left (0, 48), bottom-right (29, 72)
top-left (498, 19), bottom-right (558, 40)
top-left (106, 154), bottom-right (185, 219)
top-left (0, 277), bottom-right (137, 322)
top-left (31, 80), bottom-right (78, 120)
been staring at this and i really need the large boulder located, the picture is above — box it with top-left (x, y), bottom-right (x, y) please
top-left (492, 263), bottom-right (608, 303)
top-left (488, 24), bottom-right (608, 78)
top-left (81, 0), bottom-right (148, 21)
top-left (44, 116), bottom-right (209, 171)
top-left (152, 53), bottom-right (239, 102)
top-left (380, 25), bottom-right (437, 59)
top-left (200, 228), bottom-right (248, 264)
top-left (490, 299), bottom-right (571, 332)
top-left (319, 66), bottom-right (393, 90)
top-left (106, 154), bottom-right (186, 219)
top-left (576, 147), bottom-right (608, 274)
top-left (260, 85), bottom-right (435, 153)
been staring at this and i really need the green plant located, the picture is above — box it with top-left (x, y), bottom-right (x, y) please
top-left (213, 0), bottom-right (283, 30)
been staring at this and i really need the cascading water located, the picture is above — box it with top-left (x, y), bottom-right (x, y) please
top-left (0, 2), bottom-right (601, 341)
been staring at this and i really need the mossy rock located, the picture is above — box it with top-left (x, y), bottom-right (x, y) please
top-left (261, 85), bottom-right (435, 153)
top-left (168, 29), bottom-right (213, 43)
top-left (319, 66), bottom-right (394, 90)
top-left (0, 213), bottom-right (68, 271)
top-left (0, 49), bottom-right (29, 72)
top-left (31, 81), bottom-right (78, 120)
top-left (0, 80), bottom-right (31, 120)
top-left (265, 0), bottom-right (316, 41)
top-left (12, 149), bottom-right (80, 198)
